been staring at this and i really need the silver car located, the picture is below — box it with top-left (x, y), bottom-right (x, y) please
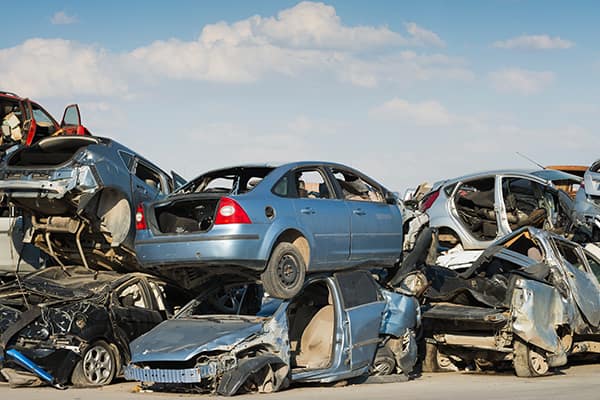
top-left (124, 270), bottom-right (420, 395)
top-left (134, 162), bottom-right (403, 298)
top-left (413, 227), bottom-right (600, 377)
top-left (574, 159), bottom-right (600, 240)
top-left (413, 170), bottom-right (578, 250)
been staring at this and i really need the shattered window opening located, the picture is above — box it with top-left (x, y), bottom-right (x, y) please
top-left (454, 177), bottom-right (497, 241)
top-left (331, 169), bottom-right (384, 203)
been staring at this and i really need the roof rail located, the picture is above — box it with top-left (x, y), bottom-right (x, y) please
top-left (0, 90), bottom-right (19, 97)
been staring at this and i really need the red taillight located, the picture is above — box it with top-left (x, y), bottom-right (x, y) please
top-left (214, 197), bottom-right (251, 225)
top-left (420, 190), bottom-right (440, 212)
top-left (135, 204), bottom-right (147, 230)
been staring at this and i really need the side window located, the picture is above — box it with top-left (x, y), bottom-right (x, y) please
top-left (584, 249), bottom-right (600, 281)
top-left (119, 151), bottom-right (135, 170)
top-left (335, 271), bottom-right (379, 309)
top-left (502, 178), bottom-right (550, 230)
top-left (31, 105), bottom-right (57, 137)
top-left (118, 282), bottom-right (148, 309)
top-left (454, 177), bottom-right (497, 240)
top-left (554, 239), bottom-right (588, 272)
top-left (272, 176), bottom-right (289, 197)
top-left (294, 169), bottom-right (331, 199)
top-left (135, 161), bottom-right (164, 194)
top-left (331, 169), bottom-right (384, 203)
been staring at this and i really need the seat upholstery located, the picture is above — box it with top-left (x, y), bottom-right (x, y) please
top-left (294, 305), bottom-right (334, 369)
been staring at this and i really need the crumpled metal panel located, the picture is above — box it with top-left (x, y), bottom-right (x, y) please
top-left (379, 290), bottom-right (419, 337)
top-left (511, 277), bottom-right (570, 356)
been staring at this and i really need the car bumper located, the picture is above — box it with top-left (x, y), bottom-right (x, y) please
top-left (135, 227), bottom-right (267, 270)
top-left (0, 167), bottom-right (97, 200)
top-left (124, 363), bottom-right (217, 384)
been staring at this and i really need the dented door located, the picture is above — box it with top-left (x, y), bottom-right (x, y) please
top-left (335, 271), bottom-right (385, 370)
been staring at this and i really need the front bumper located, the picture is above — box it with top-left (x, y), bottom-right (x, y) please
top-left (124, 363), bottom-right (218, 384)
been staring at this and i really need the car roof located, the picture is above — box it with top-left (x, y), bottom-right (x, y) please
top-left (439, 169), bottom-right (554, 187)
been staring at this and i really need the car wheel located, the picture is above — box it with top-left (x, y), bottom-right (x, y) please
top-left (422, 342), bottom-right (457, 372)
top-left (71, 340), bottom-right (118, 386)
top-left (370, 346), bottom-right (396, 376)
top-left (513, 339), bottom-right (549, 377)
top-left (261, 242), bottom-right (306, 299)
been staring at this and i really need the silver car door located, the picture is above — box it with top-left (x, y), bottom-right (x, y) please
top-left (335, 271), bottom-right (386, 371)
top-left (553, 239), bottom-right (600, 327)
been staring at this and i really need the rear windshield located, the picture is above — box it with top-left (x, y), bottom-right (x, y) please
top-left (177, 167), bottom-right (274, 195)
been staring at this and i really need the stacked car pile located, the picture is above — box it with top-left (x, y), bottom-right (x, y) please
top-left (0, 91), bottom-right (599, 395)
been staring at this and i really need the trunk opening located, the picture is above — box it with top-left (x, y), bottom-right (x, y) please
top-left (8, 136), bottom-right (97, 167)
top-left (154, 198), bottom-right (221, 234)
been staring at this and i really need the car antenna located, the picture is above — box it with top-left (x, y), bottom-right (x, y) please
top-left (516, 152), bottom-right (546, 170)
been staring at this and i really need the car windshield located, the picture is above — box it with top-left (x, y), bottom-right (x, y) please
top-left (175, 167), bottom-right (275, 195)
top-left (175, 284), bottom-right (282, 318)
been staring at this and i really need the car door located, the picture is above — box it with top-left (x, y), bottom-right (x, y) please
top-left (131, 158), bottom-right (165, 207)
top-left (552, 238), bottom-right (600, 328)
top-left (60, 104), bottom-right (86, 135)
top-left (111, 279), bottom-right (164, 341)
top-left (335, 271), bottom-right (386, 371)
top-left (291, 167), bottom-right (350, 266)
top-left (329, 168), bottom-right (402, 262)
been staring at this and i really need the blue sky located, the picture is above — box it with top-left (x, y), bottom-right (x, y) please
top-left (1, 1), bottom-right (599, 192)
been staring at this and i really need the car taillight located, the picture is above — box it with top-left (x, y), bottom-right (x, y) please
top-left (135, 204), bottom-right (147, 230)
top-left (420, 190), bottom-right (440, 212)
top-left (214, 197), bottom-right (251, 225)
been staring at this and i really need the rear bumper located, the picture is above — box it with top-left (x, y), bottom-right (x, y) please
top-left (135, 229), bottom-right (266, 271)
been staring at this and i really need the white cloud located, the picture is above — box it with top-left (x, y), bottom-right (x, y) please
top-left (405, 22), bottom-right (445, 47)
top-left (489, 68), bottom-right (555, 95)
top-left (493, 34), bottom-right (573, 50)
top-left (51, 11), bottom-right (78, 25)
top-left (0, 39), bottom-right (126, 98)
top-left (369, 98), bottom-right (456, 126)
top-left (0, 2), bottom-right (464, 98)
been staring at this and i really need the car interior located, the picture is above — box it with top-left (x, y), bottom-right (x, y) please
top-left (454, 177), bottom-right (498, 240)
top-left (287, 281), bottom-right (335, 371)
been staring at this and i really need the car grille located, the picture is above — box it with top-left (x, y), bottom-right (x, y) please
top-left (124, 363), bottom-right (217, 383)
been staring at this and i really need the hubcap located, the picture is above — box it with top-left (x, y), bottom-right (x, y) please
top-left (82, 345), bottom-right (113, 385)
top-left (277, 254), bottom-right (299, 287)
top-left (529, 349), bottom-right (549, 375)
top-left (372, 359), bottom-right (394, 375)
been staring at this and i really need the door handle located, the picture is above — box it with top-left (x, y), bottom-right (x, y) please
top-left (353, 208), bottom-right (366, 216)
top-left (300, 207), bottom-right (316, 215)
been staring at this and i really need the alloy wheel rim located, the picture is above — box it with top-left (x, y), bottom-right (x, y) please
top-left (529, 349), bottom-right (549, 375)
top-left (82, 345), bottom-right (113, 385)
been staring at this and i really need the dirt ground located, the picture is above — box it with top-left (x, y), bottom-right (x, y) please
top-left (2, 362), bottom-right (600, 400)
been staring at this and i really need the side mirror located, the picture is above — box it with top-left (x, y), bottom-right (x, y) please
top-left (385, 192), bottom-right (397, 205)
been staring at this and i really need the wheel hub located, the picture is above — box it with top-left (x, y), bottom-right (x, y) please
top-left (277, 254), bottom-right (299, 287)
top-left (82, 345), bottom-right (113, 385)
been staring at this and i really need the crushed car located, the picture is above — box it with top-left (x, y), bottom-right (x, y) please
top-left (124, 270), bottom-right (420, 395)
top-left (0, 90), bottom-right (88, 154)
top-left (0, 266), bottom-right (191, 387)
top-left (0, 135), bottom-right (184, 271)
top-left (134, 162), bottom-right (402, 298)
top-left (405, 170), bottom-right (588, 252)
top-left (574, 159), bottom-right (600, 240)
top-left (393, 226), bottom-right (600, 377)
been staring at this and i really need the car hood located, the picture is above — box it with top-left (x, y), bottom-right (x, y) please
top-left (130, 317), bottom-right (265, 363)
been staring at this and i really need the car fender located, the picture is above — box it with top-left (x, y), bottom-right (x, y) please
top-left (257, 218), bottom-right (314, 265)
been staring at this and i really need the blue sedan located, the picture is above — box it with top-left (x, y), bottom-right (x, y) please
top-left (134, 162), bottom-right (403, 298)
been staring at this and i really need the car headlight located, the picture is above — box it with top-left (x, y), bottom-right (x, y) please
top-left (397, 272), bottom-right (428, 297)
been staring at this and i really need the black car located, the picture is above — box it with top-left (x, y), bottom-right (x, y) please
top-left (0, 266), bottom-right (191, 387)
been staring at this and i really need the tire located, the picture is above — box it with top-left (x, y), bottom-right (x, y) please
top-left (261, 242), bottom-right (306, 299)
top-left (422, 342), bottom-right (457, 372)
top-left (71, 340), bottom-right (118, 386)
top-left (513, 339), bottom-right (549, 377)
top-left (370, 346), bottom-right (396, 376)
